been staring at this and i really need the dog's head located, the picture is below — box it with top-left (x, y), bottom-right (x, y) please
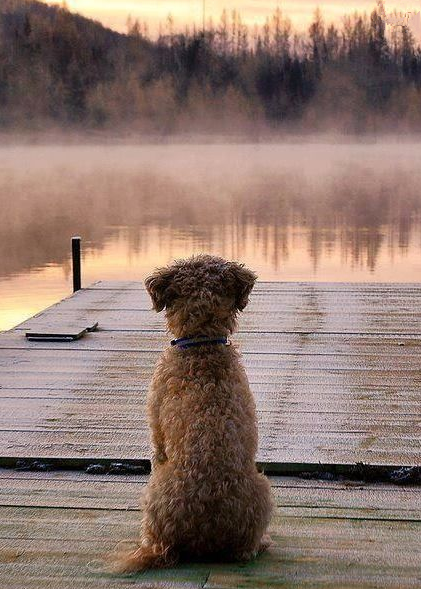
top-left (145, 254), bottom-right (257, 337)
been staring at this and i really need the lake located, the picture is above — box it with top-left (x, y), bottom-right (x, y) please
top-left (1, 142), bottom-right (420, 331)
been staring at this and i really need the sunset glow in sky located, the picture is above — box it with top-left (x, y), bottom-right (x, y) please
top-left (61, 1), bottom-right (420, 34)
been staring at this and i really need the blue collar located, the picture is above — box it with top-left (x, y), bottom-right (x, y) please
top-left (171, 335), bottom-right (230, 350)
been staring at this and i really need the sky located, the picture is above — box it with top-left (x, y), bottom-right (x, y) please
top-left (61, 1), bottom-right (421, 35)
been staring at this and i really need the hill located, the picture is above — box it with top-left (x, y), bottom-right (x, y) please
top-left (1, 0), bottom-right (421, 134)
top-left (0, 0), bottom-right (157, 130)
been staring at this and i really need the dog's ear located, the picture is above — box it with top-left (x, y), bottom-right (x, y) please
top-left (226, 262), bottom-right (257, 312)
top-left (144, 266), bottom-right (177, 312)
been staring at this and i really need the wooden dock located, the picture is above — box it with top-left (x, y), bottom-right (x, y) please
top-left (0, 281), bottom-right (420, 587)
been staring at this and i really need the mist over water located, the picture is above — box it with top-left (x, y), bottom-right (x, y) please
top-left (1, 142), bottom-right (421, 331)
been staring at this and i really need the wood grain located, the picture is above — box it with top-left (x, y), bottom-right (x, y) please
top-left (1, 282), bottom-right (420, 467)
top-left (0, 471), bottom-right (419, 588)
top-left (14, 281), bottom-right (421, 335)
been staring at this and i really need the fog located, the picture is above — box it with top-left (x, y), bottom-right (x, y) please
top-left (1, 142), bottom-right (421, 330)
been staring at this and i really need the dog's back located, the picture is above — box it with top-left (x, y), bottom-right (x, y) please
top-left (144, 343), bottom-right (272, 561)
top-left (159, 344), bottom-right (257, 471)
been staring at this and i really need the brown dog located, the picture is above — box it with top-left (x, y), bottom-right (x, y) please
top-left (115, 254), bottom-right (272, 573)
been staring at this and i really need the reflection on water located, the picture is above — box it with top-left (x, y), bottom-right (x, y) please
top-left (0, 143), bottom-right (420, 331)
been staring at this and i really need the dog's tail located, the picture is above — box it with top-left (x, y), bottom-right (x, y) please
top-left (105, 541), bottom-right (177, 575)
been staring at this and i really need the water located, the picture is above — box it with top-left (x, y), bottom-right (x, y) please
top-left (1, 142), bottom-right (420, 331)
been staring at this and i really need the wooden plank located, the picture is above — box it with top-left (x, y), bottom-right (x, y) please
top-left (90, 281), bottom-right (421, 292)
top-left (2, 398), bottom-right (420, 423)
top-left (1, 470), bottom-right (420, 519)
top-left (2, 532), bottom-right (419, 588)
top-left (13, 307), bottom-right (421, 335)
top-left (0, 472), bottom-right (419, 588)
top-left (1, 429), bottom-right (420, 465)
top-left (0, 358), bottom-right (418, 400)
top-left (1, 330), bottom-right (420, 357)
top-left (1, 386), bottom-right (420, 411)
top-left (25, 322), bottom-right (98, 342)
top-left (0, 378), bottom-right (419, 396)
top-left (3, 362), bottom-right (418, 389)
top-left (2, 346), bottom-right (421, 371)
top-left (10, 281), bottom-right (421, 335)
top-left (0, 353), bottom-right (419, 399)
top-left (20, 285), bottom-right (421, 313)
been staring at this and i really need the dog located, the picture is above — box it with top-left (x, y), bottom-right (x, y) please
top-left (113, 254), bottom-right (273, 573)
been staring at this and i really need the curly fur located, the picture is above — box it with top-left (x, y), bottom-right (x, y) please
top-left (113, 254), bottom-right (273, 573)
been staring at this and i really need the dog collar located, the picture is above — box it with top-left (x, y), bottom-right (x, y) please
top-left (171, 335), bottom-right (230, 349)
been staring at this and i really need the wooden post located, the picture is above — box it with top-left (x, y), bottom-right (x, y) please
top-left (72, 236), bottom-right (81, 292)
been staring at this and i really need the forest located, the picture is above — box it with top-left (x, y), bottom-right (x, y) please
top-left (1, 0), bottom-right (421, 134)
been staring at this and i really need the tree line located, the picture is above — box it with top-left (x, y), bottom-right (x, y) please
top-left (0, 0), bottom-right (420, 134)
